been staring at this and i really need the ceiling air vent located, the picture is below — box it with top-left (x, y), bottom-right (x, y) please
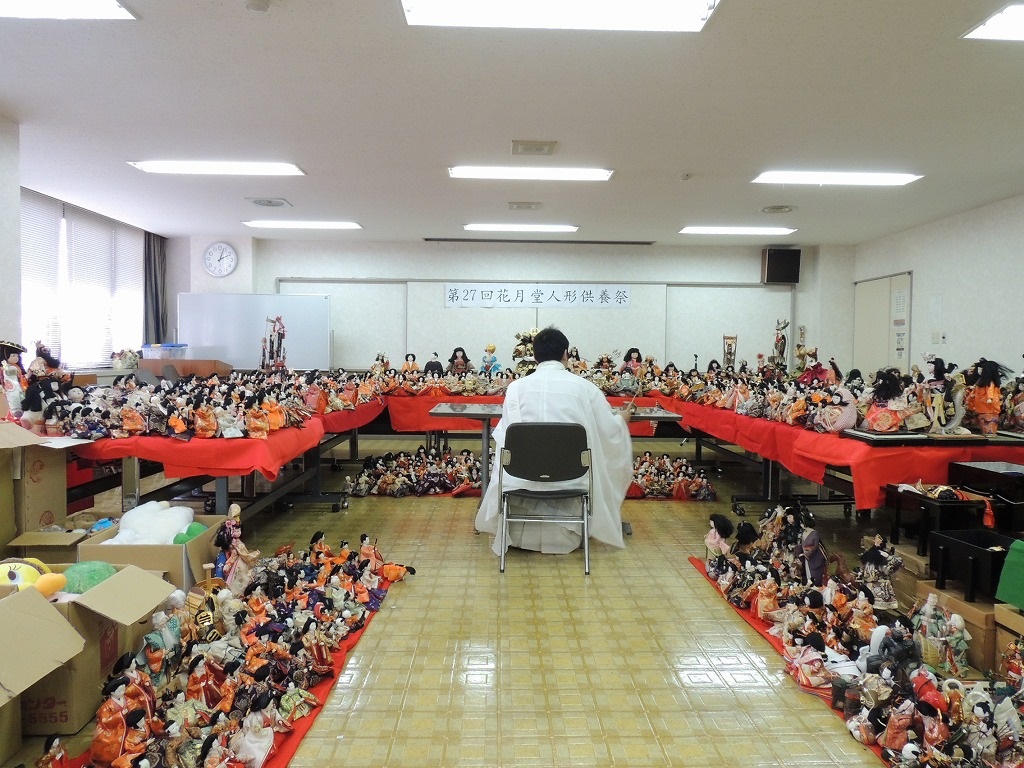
top-left (511, 140), bottom-right (557, 156)
top-left (247, 197), bottom-right (292, 208)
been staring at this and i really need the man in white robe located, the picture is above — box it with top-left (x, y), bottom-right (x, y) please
top-left (475, 327), bottom-right (634, 554)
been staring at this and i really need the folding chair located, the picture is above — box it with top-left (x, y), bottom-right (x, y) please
top-left (497, 422), bottom-right (594, 574)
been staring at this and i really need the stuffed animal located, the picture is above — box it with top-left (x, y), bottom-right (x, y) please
top-left (0, 557), bottom-right (66, 596)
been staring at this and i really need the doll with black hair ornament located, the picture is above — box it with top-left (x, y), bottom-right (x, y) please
top-left (857, 532), bottom-right (903, 611)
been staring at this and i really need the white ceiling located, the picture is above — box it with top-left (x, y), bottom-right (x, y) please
top-left (2, 0), bottom-right (1022, 247)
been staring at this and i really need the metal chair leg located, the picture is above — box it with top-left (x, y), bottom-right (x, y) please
top-left (583, 498), bottom-right (590, 575)
top-left (499, 496), bottom-right (506, 573)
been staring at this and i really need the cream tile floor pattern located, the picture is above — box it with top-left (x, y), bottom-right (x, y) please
top-left (3, 442), bottom-right (887, 768)
top-left (238, 492), bottom-right (881, 768)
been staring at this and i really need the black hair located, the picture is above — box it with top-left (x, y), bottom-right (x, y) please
top-left (803, 631), bottom-right (826, 653)
top-left (125, 708), bottom-right (147, 728)
top-left (199, 734), bottom-right (218, 765)
top-left (735, 521), bottom-right (758, 546)
top-left (102, 675), bottom-right (130, 697)
top-left (708, 513), bottom-right (734, 539)
top-left (252, 691), bottom-right (273, 713)
top-left (251, 664), bottom-right (271, 682)
top-left (532, 327), bottom-right (570, 363)
top-left (113, 651), bottom-right (134, 675)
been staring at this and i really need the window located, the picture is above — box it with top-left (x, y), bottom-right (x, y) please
top-left (20, 189), bottom-right (144, 368)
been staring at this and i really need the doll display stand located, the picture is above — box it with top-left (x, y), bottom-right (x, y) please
top-left (669, 401), bottom-right (1024, 516)
top-left (71, 402), bottom-right (384, 516)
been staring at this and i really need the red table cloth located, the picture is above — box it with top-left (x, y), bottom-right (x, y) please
top-left (665, 401), bottom-right (1024, 510)
top-left (73, 419), bottom-right (326, 481)
top-left (314, 400), bottom-right (387, 434)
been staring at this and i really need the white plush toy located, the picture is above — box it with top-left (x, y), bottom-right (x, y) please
top-left (100, 500), bottom-right (194, 545)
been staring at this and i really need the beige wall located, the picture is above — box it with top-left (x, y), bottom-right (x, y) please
top-left (855, 193), bottom-right (1024, 372)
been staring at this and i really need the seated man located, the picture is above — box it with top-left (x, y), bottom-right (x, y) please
top-left (475, 326), bottom-right (633, 554)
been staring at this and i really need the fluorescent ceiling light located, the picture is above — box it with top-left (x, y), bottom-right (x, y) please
top-left (403, 0), bottom-right (719, 32)
top-left (449, 166), bottom-right (613, 181)
top-left (129, 161), bottom-right (304, 176)
top-left (0, 0), bottom-right (134, 18)
top-left (753, 171), bottom-right (921, 186)
top-left (243, 220), bottom-right (362, 230)
top-left (680, 226), bottom-right (797, 236)
top-left (965, 5), bottom-right (1024, 40)
top-left (464, 223), bottom-right (579, 233)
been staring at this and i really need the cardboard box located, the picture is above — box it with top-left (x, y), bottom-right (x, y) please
top-left (0, 696), bottom-right (21, 765)
top-left (891, 567), bottom-right (922, 613)
top-left (995, 603), bottom-right (1024, 637)
top-left (8, 529), bottom-right (87, 567)
top-left (77, 515), bottom-right (222, 590)
top-left (0, 448), bottom-right (16, 561)
top-left (915, 579), bottom-right (997, 673)
top-left (20, 564), bottom-right (174, 735)
top-left (894, 543), bottom-right (931, 578)
top-left (14, 444), bottom-right (69, 534)
top-left (0, 588), bottom-right (84, 749)
top-left (995, 603), bottom-right (1024, 671)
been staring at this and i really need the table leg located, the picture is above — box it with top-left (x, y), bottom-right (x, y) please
top-left (480, 419), bottom-right (492, 493)
top-left (965, 555), bottom-right (977, 603)
top-left (215, 476), bottom-right (230, 515)
top-left (121, 456), bottom-right (141, 512)
top-left (762, 459), bottom-right (780, 499)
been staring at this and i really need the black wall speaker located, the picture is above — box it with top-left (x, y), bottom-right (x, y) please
top-left (761, 248), bottom-right (801, 284)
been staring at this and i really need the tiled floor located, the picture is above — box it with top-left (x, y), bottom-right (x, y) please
top-left (4, 437), bottom-right (890, 768)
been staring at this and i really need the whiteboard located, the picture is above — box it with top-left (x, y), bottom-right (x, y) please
top-left (176, 293), bottom-right (330, 370)
top-left (280, 281), bottom-right (406, 370)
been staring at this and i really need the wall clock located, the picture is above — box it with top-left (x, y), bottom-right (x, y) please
top-left (203, 241), bottom-right (238, 277)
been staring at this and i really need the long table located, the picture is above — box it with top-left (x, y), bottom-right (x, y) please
top-left (72, 401), bottom-right (386, 516)
top-left (665, 401), bottom-right (1024, 511)
top-left (387, 394), bottom-right (660, 436)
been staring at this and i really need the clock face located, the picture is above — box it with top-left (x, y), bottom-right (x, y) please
top-left (203, 242), bottom-right (238, 277)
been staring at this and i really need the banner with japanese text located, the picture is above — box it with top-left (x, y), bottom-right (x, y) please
top-left (445, 283), bottom-right (630, 308)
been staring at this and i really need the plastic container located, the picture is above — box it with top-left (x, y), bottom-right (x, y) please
top-left (141, 343), bottom-right (188, 359)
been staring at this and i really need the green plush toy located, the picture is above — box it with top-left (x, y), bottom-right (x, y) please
top-left (172, 521), bottom-right (209, 545)
top-left (62, 561), bottom-right (118, 594)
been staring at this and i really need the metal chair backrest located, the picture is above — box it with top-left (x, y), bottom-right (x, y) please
top-left (501, 422), bottom-right (590, 483)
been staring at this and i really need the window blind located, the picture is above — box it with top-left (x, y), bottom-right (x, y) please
top-left (20, 189), bottom-right (144, 369)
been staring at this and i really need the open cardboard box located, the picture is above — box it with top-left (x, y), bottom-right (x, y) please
top-left (77, 515), bottom-right (223, 590)
top-left (0, 587), bottom-right (85, 759)
top-left (20, 563), bottom-right (174, 735)
top-left (0, 421), bottom-right (91, 535)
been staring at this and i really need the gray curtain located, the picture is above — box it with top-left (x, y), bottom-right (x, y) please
top-left (143, 231), bottom-right (168, 344)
